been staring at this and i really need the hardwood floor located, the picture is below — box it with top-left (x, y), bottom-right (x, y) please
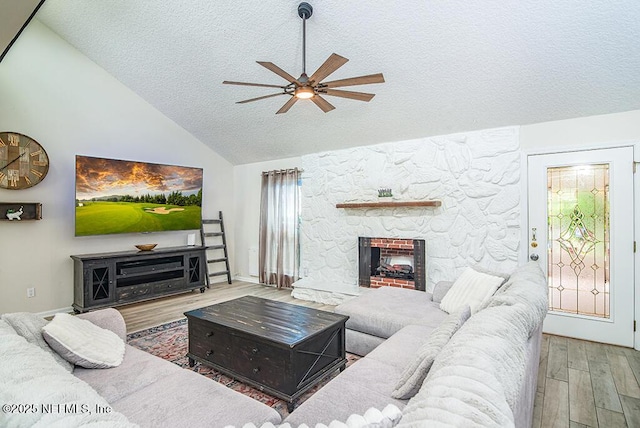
top-left (533, 334), bottom-right (640, 427)
top-left (117, 280), bottom-right (335, 333)
top-left (117, 281), bottom-right (640, 427)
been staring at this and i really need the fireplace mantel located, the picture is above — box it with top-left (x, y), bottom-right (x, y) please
top-left (335, 200), bottom-right (441, 209)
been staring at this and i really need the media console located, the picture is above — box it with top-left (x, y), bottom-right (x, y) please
top-left (71, 246), bottom-right (206, 312)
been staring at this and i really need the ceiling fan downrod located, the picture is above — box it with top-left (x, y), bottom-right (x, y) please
top-left (298, 2), bottom-right (313, 78)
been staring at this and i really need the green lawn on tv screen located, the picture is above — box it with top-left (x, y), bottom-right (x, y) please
top-left (75, 202), bottom-right (201, 236)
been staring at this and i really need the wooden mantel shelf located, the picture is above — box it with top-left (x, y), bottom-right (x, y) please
top-left (335, 200), bottom-right (442, 209)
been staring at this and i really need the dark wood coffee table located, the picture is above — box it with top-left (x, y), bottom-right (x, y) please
top-left (184, 296), bottom-right (349, 411)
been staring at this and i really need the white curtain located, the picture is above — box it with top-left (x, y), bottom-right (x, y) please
top-left (259, 169), bottom-right (301, 288)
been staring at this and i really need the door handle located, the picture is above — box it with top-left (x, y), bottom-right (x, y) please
top-left (530, 254), bottom-right (539, 261)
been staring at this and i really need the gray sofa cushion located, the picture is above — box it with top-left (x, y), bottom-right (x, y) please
top-left (335, 287), bottom-right (447, 339)
top-left (77, 308), bottom-right (127, 341)
top-left (365, 324), bottom-right (436, 370)
top-left (74, 345), bottom-right (183, 402)
top-left (391, 305), bottom-right (471, 399)
top-left (285, 357), bottom-right (408, 427)
top-left (111, 366), bottom-right (281, 428)
top-left (346, 329), bottom-right (386, 356)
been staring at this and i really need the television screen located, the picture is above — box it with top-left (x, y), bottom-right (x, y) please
top-left (75, 155), bottom-right (203, 236)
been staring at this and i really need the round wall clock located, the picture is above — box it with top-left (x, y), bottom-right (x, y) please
top-left (0, 132), bottom-right (50, 189)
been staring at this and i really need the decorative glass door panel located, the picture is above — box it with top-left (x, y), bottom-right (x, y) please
top-left (528, 147), bottom-right (634, 347)
top-left (547, 164), bottom-right (610, 319)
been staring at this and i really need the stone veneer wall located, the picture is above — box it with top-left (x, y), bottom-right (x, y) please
top-left (292, 126), bottom-right (520, 304)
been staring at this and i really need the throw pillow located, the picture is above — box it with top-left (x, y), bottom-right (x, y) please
top-left (1, 312), bottom-right (74, 372)
top-left (391, 305), bottom-right (471, 399)
top-left (431, 281), bottom-right (454, 304)
top-left (439, 267), bottom-right (505, 314)
top-left (41, 313), bottom-right (125, 368)
top-left (470, 263), bottom-right (510, 286)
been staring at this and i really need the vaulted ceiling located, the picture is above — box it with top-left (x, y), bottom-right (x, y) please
top-left (25, 1), bottom-right (640, 164)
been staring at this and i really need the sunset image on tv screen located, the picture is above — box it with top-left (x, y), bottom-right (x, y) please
top-left (75, 155), bottom-right (203, 236)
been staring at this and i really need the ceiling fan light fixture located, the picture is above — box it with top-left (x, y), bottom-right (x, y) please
top-left (294, 86), bottom-right (315, 99)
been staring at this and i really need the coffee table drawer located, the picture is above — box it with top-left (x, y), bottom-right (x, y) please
top-left (188, 319), bottom-right (234, 366)
top-left (231, 335), bottom-right (287, 392)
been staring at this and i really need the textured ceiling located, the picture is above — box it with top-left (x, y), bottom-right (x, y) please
top-left (36, 1), bottom-right (640, 165)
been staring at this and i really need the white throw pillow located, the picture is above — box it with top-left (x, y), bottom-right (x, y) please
top-left (439, 267), bottom-right (504, 314)
top-left (41, 313), bottom-right (125, 368)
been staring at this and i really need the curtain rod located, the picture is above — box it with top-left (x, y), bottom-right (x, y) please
top-left (262, 168), bottom-right (304, 175)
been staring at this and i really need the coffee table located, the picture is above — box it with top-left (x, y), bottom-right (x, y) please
top-left (184, 296), bottom-right (349, 411)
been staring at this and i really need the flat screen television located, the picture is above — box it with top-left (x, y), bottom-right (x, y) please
top-left (75, 155), bottom-right (203, 236)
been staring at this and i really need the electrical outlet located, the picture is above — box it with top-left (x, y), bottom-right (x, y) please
top-left (27, 287), bottom-right (35, 298)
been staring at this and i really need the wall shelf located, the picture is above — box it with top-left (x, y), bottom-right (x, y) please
top-left (335, 200), bottom-right (442, 209)
top-left (0, 202), bottom-right (42, 220)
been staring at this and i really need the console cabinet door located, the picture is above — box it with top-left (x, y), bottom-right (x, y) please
top-left (84, 262), bottom-right (115, 307)
top-left (187, 252), bottom-right (205, 285)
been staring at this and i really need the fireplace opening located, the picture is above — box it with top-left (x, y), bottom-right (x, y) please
top-left (370, 247), bottom-right (380, 276)
top-left (358, 237), bottom-right (425, 291)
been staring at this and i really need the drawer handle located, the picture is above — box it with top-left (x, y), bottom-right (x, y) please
top-left (253, 367), bottom-right (260, 374)
top-left (252, 347), bottom-right (259, 354)
top-left (206, 332), bottom-right (215, 337)
top-left (206, 350), bottom-right (214, 357)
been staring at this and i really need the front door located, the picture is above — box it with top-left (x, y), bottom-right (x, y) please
top-left (527, 147), bottom-right (634, 347)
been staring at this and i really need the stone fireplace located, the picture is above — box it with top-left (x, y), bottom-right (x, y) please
top-left (358, 237), bottom-right (426, 291)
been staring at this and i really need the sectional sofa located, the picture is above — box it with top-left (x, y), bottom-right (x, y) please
top-left (285, 261), bottom-right (548, 427)
top-left (0, 308), bottom-right (281, 427)
top-left (0, 261), bottom-right (547, 428)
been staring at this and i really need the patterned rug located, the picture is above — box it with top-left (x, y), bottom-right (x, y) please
top-left (127, 319), bottom-right (359, 419)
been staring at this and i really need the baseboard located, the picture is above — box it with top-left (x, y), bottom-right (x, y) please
top-left (234, 275), bottom-right (260, 284)
top-left (37, 306), bottom-right (74, 317)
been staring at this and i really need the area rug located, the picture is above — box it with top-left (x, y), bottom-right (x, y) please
top-left (127, 319), bottom-right (359, 419)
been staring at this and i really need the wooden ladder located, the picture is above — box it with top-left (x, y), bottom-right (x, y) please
top-left (200, 211), bottom-right (232, 286)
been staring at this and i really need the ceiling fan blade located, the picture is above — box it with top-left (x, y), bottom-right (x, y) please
top-left (276, 96), bottom-right (299, 114)
top-left (236, 92), bottom-right (288, 104)
top-left (321, 89), bottom-right (375, 102)
top-left (257, 61), bottom-right (300, 85)
top-left (223, 80), bottom-right (289, 89)
top-left (321, 73), bottom-right (385, 89)
top-left (309, 53), bottom-right (349, 84)
top-left (310, 95), bottom-right (335, 113)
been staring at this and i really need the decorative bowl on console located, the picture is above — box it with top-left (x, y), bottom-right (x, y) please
top-left (135, 244), bottom-right (157, 251)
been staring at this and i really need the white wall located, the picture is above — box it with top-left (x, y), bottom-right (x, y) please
top-left (521, 110), bottom-right (640, 150)
top-left (232, 157), bottom-right (301, 281)
top-left (0, 20), bottom-right (234, 314)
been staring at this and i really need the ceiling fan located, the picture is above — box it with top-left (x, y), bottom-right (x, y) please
top-left (223, 2), bottom-right (385, 114)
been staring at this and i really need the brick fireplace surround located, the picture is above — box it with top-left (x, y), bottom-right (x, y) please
top-left (358, 237), bottom-right (426, 291)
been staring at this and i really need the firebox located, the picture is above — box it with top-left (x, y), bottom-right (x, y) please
top-left (358, 237), bottom-right (426, 291)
